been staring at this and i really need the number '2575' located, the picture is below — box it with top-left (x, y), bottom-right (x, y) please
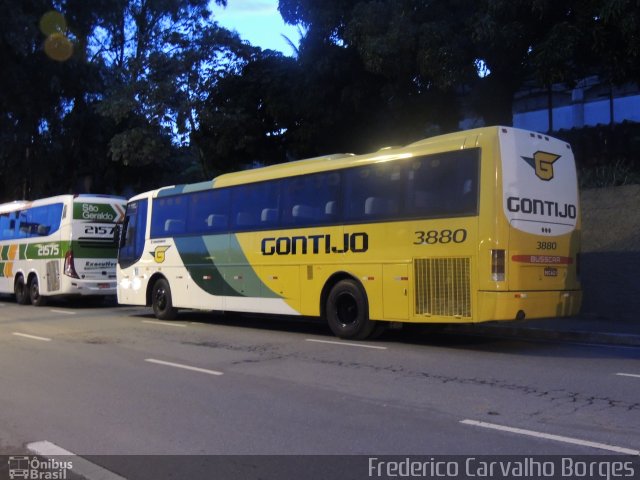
top-left (37, 244), bottom-right (59, 256)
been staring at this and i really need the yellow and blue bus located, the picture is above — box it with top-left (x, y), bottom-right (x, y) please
top-left (0, 194), bottom-right (126, 306)
top-left (116, 126), bottom-right (581, 339)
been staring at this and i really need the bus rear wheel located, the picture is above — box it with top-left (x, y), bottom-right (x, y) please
top-left (29, 276), bottom-right (46, 307)
top-left (14, 275), bottom-right (29, 305)
top-left (152, 278), bottom-right (178, 320)
top-left (326, 279), bottom-right (378, 340)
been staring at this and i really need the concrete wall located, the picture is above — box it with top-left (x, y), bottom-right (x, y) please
top-left (579, 185), bottom-right (640, 322)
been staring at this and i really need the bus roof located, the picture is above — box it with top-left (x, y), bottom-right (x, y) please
top-left (138, 126), bottom-right (546, 201)
top-left (0, 200), bottom-right (30, 215)
top-left (212, 126), bottom-right (498, 188)
top-left (0, 194), bottom-right (126, 215)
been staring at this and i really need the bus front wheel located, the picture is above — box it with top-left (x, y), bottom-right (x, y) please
top-left (152, 278), bottom-right (178, 320)
top-left (14, 275), bottom-right (29, 305)
top-left (29, 276), bottom-right (46, 307)
top-left (326, 279), bottom-right (377, 340)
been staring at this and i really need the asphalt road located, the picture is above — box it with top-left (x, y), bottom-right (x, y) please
top-left (0, 297), bottom-right (638, 479)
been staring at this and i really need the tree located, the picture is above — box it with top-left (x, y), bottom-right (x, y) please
top-left (279, 0), bottom-right (476, 138)
top-left (0, 0), bottom-right (70, 200)
top-left (91, 0), bottom-right (243, 172)
top-left (193, 49), bottom-right (294, 175)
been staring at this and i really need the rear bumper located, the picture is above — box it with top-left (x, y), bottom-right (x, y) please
top-left (477, 289), bottom-right (582, 322)
top-left (62, 278), bottom-right (117, 296)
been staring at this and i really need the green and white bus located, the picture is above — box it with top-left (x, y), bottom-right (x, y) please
top-left (117, 126), bottom-right (581, 339)
top-left (0, 194), bottom-right (126, 305)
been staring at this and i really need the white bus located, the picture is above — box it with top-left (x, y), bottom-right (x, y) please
top-left (0, 194), bottom-right (126, 305)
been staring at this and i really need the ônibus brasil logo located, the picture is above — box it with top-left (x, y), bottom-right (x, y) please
top-left (8, 455), bottom-right (73, 479)
top-left (521, 151), bottom-right (561, 181)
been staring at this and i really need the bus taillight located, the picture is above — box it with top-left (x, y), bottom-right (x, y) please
top-left (491, 249), bottom-right (505, 281)
top-left (64, 250), bottom-right (80, 278)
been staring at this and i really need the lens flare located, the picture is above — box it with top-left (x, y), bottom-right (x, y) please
top-left (44, 32), bottom-right (73, 62)
top-left (40, 11), bottom-right (67, 36)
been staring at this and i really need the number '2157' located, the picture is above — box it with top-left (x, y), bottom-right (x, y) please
top-left (414, 229), bottom-right (468, 245)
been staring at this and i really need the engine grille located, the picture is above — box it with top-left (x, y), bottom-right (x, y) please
top-left (414, 257), bottom-right (471, 318)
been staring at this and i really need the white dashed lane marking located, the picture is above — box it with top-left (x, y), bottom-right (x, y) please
top-left (145, 358), bottom-right (223, 376)
top-left (461, 419), bottom-right (640, 455)
top-left (12, 332), bottom-right (52, 342)
top-left (305, 338), bottom-right (387, 350)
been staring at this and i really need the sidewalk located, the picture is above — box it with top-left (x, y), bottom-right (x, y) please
top-left (441, 316), bottom-right (640, 347)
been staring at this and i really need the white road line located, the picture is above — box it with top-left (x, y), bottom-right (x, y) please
top-left (461, 419), bottom-right (640, 455)
top-left (305, 338), bottom-right (387, 350)
top-left (49, 309), bottom-right (77, 315)
top-left (12, 332), bottom-right (52, 342)
top-left (142, 319), bottom-right (187, 328)
top-left (145, 358), bottom-right (223, 376)
top-left (27, 440), bottom-right (127, 480)
top-left (616, 372), bottom-right (640, 379)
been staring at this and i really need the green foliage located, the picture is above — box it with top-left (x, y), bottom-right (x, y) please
top-left (108, 126), bottom-right (170, 166)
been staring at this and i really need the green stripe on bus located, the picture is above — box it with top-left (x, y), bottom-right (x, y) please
top-left (174, 235), bottom-right (280, 299)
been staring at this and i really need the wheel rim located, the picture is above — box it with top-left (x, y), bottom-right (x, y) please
top-left (335, 292), bottom-right (359, 326)
top-left (155, 286), bottom-right (167, 311)
top-left (31, 281), bottom-right (39, 301)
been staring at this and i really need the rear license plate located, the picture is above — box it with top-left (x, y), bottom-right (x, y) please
top-left (544, 267), bottom-right (558, 277)
top-left (98, 283), bottom-right (111, 289)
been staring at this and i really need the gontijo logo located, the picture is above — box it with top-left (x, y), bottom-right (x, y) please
top-left (521, 151), bottom-right (561, 181)
top-left (150, 245), bottom-right (171, 263)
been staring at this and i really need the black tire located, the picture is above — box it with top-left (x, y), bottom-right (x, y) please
top-left (152, 278), bottom-right (178, 320)
top-left (326, 279), bottom-right (378, 340)
top-left (29, 276), bottom-right (47, 307)
top-left (14, 275), bottom-right (30, 305)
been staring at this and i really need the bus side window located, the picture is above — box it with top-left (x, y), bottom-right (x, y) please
top-left (8, 218), bottom-right (16, 238)
top-left (205, 214), bottom-right (227, 230)
top-left (261, 208), bottom-right (278, 225)
top-left (365, 197), bottom-right (398, 217)
top-left (281, 172), bottom-right (340, 227)
top-left (344, 165), bottom-right (404, 221)
top-left (291, 204), bottom-right (315, 221)
top-left (164, 219), bottom-right (185, 235)
top-left (0, 214), bottom-right (11, 240)
top-left (235, 212), bottom-right (256, 227)
top-left (187, 189), bottom-right (230, 234)
top-left (231, 181), bottom-right (279, 231)
top-left (151, 196), bottom-right (187, 237)
top-left (325, 201), bottom-right (337, 217)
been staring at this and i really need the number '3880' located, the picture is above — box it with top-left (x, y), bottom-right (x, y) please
top-left (414, 229), bottom-right (468, 245)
